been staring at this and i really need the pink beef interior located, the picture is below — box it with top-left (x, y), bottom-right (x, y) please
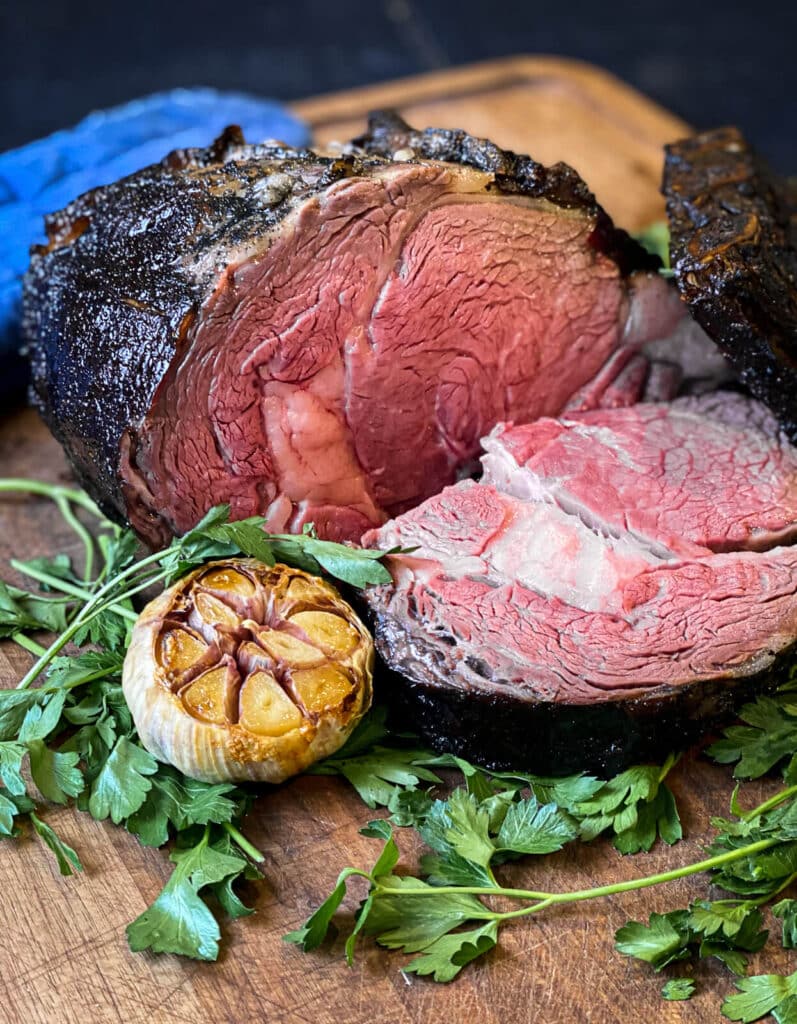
top-left (124, 163), bottom-right (676, 542)
top-left (366, 393), bottom-right (797, 703)
top-left (482, 391), bottom-right (797, 557)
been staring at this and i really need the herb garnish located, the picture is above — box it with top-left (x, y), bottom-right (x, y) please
top-left (0, 477), bottom-right (397, 958)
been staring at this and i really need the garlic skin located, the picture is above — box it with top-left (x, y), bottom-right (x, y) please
top-left (122, 560), bottom-right (374, 783)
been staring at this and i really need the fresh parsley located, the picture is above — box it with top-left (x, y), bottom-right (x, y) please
top-left (661, 978), bottom-right (695, 1001)
top-left (722, 972), bottom-right (797, 1023)
top-left (0, 478), bottom-right (397, 959)
top-left (127, 823), bottom-right (263, 960)
top-left (616, 901), bottom-right (768, 976)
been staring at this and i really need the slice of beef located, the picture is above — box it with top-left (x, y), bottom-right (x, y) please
top-left (24, 113), bottom-right (690, 548)
top-left (663, 127), bottom-right (797, 440)
top-left (364, 392), bottom-right (797, 773)
top-left (481, 391), bottom-right (797, 557)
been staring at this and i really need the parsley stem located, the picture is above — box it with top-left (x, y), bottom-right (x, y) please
top-left (222, 822), bottom-right (266, 863)
top-left (15, 553), bottom-right (167, 689)
top-left (11, 632), bottom-right (48, 657)
top-left (0, 478), bottom-right (105, 518)
top-left (9, 559), bottom-right (139, 622)
top-left (373, 838), bottom-right (779, 908)
top-left (54, 493), bottom-right (95, 582)
top-left (742, 785), bottom-right (797, 822)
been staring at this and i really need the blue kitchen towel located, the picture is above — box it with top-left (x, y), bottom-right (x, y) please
top-left (0, 88), bottom-right (311, 403)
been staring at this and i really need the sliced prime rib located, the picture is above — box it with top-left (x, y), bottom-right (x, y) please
top-left (364, 392), bottom-right (797, 773)
top-left (664, 126), bottom-right (797, 441)
top-left (24, 113), bottom-right (697, 548)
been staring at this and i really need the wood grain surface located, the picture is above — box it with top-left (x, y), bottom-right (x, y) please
top-left (1, 57), bottom-right (790, 1024)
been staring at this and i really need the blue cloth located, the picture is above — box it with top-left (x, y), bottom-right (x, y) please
top-left (0, 88), bottom-right (310, 402)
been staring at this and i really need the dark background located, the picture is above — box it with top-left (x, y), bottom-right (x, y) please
top-left (1, 0), bottom-right (795, 170)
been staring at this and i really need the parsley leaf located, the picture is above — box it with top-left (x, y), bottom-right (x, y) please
top-left (29, 812), bottom-right (83, 876)
top-left (0, 740), bottom-right (27, 795)
top-left (18, 690), bottom-right (66, 742)
top-left (312, 744), bottom-right (443, 808)
top-left (615, 912), bottom-right (691, 970)
top-left (196, 520), bottom-right (275, 565)
top-left (388, 787), bottom-right (435, 829)
top-left (48, 650), bottom-right (125, 690)
top-left (211, 874), bottom-right (257, 919)
top-left (270, 533), bottom-right (393, 588)
top-left (521, 772), bottom-right (604, 808)
top-left (126, 824), bottom-right (262, 961)
top-left (0, 792), bottom-right (19, 835)
top-left (127, 876), bottom-right (221, 961)
top-left (0, 579), bottom-right (69, 638)
top-left (169, 836), bottom-right (247, 890)
top-left (435, 789), bottom-right (494, 868)
top-left (88, 737), bottom-right (158, 823)
top-left (13, 553), bottom-right (78, 586)
top-left (662, 978), bottom-right (695, 1001)
top-left (572, 757), bottom-right (682, 852)
top-left (496, 797), bottom-right (577, 855)
top-left (0, 689), bottom-right (49, 740)
top-left (125, 768), bottom-right (240, 848)
top-left (160, 505), bottom-right (396, 589)
top-left (97, 529), bottom-right (140, 578)
top-left (722, 972), bottom-right (797, 1022)
top-left (27, 740), bottom-right (83, 804)
top-left (365, 875), bottom-right (491, 952)
top-left (283, 867), bottom-right (364, 951)
top-left (708, 695), bottom-right (797, 780)
top-left (403, 920), bottom-right (499, 982)
top-left (617, 901), bottom-right (768, 977)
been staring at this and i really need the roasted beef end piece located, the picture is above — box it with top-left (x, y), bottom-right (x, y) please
top-left (364, 393), bottom-right (797, 774)
top-left (664, 126), bottom-right (797, 441)
top-left (24, 114), bottom-right (688, 549)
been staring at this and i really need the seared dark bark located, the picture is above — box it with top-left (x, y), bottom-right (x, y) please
top-left (664, 126), bottom-right (797, 442)
top-left (355, 110), bottom-right (660, 276)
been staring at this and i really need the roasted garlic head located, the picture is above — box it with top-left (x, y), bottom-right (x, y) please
top-left (122, 559), bottom-right (374, 783)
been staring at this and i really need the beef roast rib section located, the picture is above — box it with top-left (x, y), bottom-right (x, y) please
top-left (364, 393), bottom-right (797, 773)
top-left (24, 113), bottom-right (686, 549)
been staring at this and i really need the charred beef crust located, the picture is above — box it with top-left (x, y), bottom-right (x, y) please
top-left (22, 129), bottom-right (370, 522)
top-left (354, 110), bottom-right (661, 277)
top-left (24, 114), bottom-right (657, 528)
top-left (370, 610), bottom-right (789, 775)
top-left (664, 127), bottom-right (797, 442)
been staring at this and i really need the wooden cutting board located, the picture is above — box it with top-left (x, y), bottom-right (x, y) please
top-left (1, 56), bottom-right (790, 1024)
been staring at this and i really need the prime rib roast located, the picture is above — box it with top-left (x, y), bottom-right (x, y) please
top-left (23, 113), bottom-right (703, 550)
top-left (22, 115), bottom-right (797, 771)
top-left (364, 392), bottom-right (797, 772)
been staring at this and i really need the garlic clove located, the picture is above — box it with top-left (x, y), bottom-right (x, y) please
top-left (292, 664), bottom-right (354, 714)
top-left (253, 626), bottom-right (326, 667)
top-left (180, 663), bottom-right (237, 724)
top-left (158, 626), bottom-right (210, 676)
top-left (193, 590), bottom-right (242, 630)
top-left (288, 610), bottom-right (360, 656)
top-left (239, 670), bottom-right (304, 736)
top-left (198, 566), bottom-right (256, 596)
